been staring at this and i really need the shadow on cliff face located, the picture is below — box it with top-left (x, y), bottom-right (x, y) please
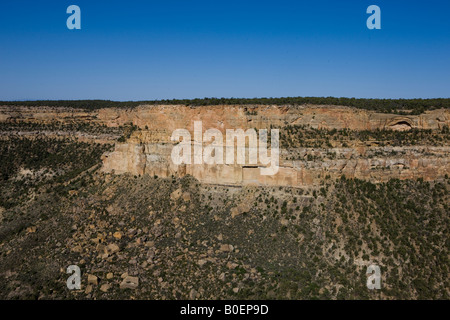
top-left (388, 120), bottom-right (413, 131)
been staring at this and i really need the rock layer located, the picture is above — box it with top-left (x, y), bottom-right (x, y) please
top-left (2, 104), bottom-right (449, 130)
top-left (97, 105), bottom-right (449, 186)
top-left (1, 104), bottom-right (448, 186)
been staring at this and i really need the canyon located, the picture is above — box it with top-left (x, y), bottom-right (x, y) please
top-left (0, 102), bottom-right (448, 300)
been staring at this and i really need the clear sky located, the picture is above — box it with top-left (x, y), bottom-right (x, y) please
top-left (0, 0), bottom-right (449, 100)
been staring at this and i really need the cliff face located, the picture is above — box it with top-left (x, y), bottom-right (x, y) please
top-left (97, 105), bottom-right (449, 186)
top-left (1, 104), bottom-right (448, 186)
top-left (101, 133), bottom-right (449, 186)
top-left (2, 104), bottom-right (449, 130)
top-left (95, 104), bottom-right (449, 131)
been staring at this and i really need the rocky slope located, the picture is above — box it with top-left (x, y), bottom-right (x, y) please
top-left (0, 103), bottom-right (448, 300)
top-left (0, 172), bottom-right (448, 300)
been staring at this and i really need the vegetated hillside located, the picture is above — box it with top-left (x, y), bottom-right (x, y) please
top-left (0, 164), bottom-right (448, 299)
top-left (0, 121), bottom-right (123, 136)
top-left (1, 97), bottom-right (450, 114)
top-left (0, 136), bottom-right (113, 210)
top-left (0, 120), bottom-right (138, 145)
top-left (280, 125), bottom-right (450, 148)
top-left (0, 119), bottom-right (448, 300)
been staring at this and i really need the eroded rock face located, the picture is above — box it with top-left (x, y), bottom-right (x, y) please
top-left (101, 134), bottom-right (449, 186)
top-left (1, 104), bottom-right (448, 186)
top-left (95, 104), bottom-right (449, 131)
top-left (98, 105), bottom-right (449, 186)
top-left (2, 104), bottom-right (449, 130)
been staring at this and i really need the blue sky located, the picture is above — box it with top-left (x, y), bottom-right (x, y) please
top-left (0, 0), bottom-right (449, 100)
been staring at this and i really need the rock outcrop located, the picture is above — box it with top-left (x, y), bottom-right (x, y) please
top-left (97, 104), bottom-right (449, 131)
top-left (1, 104), bottom-right (448, 186)
top-left (97, 105), bottom-right (449, 186)
top-left (101, 132), bottom-right (449, 186)
top-left (2, 104), bottom-right (449, 130)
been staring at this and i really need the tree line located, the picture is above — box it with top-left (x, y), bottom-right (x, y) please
top-left (1, 97), bottom-right (449, 114)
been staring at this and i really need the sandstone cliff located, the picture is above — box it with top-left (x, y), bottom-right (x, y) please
top-left (1, 104), bottom-right (448, 186)
top-left (95, 105), bottom-right (449, 187)
top-left (2, 104), bottom-right (449, 130)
